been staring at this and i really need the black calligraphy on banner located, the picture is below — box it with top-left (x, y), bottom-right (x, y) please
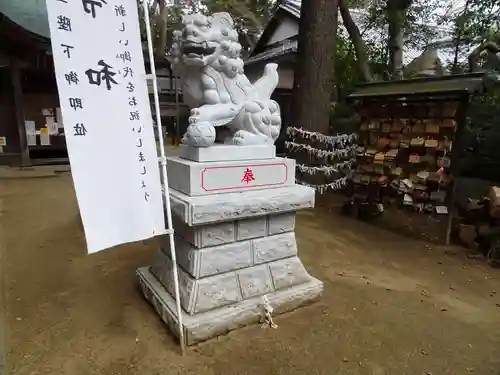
top-left (61, 44), bottom-right (74, 58)
top-left (126, 82), bottom-right (135, 92)
top-left (69, 97), bottom-right (83, 110)
top-left (57, 15), bottom-right (72, 31)
top-left (82, 0), bottom-right (107, 19)
top-left (129, 111), bottom-right (140, 121)
top-left (117, 51), bottom-right (132, 63)
top-left (138, 147), bottom-right (150, 202)
top-left (135, 122), bottom-right (148, 197)
top-left (109, 5), bottom-right (153, 204)
top-left (73, 123), bottom-right (87, 136)
top-left (123, 67), bottom-right (134, 78)
top-left (65, 71), bottom-right (79, 85)
top-left (114, 5), bottom-right (126, 16)
top-left (85, 60), bottom-right (118, 90)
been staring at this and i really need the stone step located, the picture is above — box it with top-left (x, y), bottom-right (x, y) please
top-left (137, 266), bottom-right (323, 345)
top-left (150, 250), bottom-right (313, 316)
top-left (179, 144), bottom-right (276, 162)
top-left (169, 184), bottom-right (315, 226)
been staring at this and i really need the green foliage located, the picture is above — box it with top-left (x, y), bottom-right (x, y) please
top-left (329, 101), bottom-right (360, 134)
top-left (335, 28), bottom-right (358, 96)
top-left (137, 1), bottom-right (184, 52)
top-left (443, 0), bottom-right (500, 181)
top-left (460, 0), bottom-right (500, 44)
top-left (446, 0), bottom-right (500, 72)
top-left (139, 0), bottom-right (275, 56)
top-left (202, 0), bottom-right (276, 53)
top-left (202, 0), bottom-right (274, 28)
top-left (461, 88), bottom-right (500, 182)
top-left (137, 0), bottom-right (275, 57)
top-left (359, 0), bottom-right (446, 64)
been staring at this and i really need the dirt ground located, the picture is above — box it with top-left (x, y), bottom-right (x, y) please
top-left (2, 171), bottom-right (500, 375)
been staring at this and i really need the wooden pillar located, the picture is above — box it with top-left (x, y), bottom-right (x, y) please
top-left (445, 94), bottom-right (470, 245)
top-left (10, 59), bottom-right (31, 167)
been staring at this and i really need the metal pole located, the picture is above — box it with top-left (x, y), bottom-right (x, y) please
top-left (141, 0), bottom-right (186, 354)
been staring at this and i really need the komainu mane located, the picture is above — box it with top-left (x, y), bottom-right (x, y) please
top-left (171, 12), bottom-right (282, 147)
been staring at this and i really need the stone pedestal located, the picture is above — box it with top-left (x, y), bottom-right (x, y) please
top-left (137, 145), bottom-right (323, 345)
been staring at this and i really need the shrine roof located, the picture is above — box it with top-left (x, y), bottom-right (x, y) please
top-left (348, 73), bottom-right (493, 100)
top-left (0, 0), bottom-right (49, 40)
top-left (279, 0), bottom-right (301, 18)
top-left (246, 39), bottom-right (297, 66)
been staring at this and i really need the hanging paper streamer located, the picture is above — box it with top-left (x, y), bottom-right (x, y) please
top-left (296, 177), bottom-right (349, 194)
top-left (286, 126), bottom-right (356, 194)
top-left (296, 160), bottom-right (354, 176)
top-left (287, 127), bottom-right (358, 149)
top-left (285, 141), bottom-right (356, 161)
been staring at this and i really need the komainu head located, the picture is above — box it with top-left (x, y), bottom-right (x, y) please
top-left (171, 12), bottom-right (244, 76)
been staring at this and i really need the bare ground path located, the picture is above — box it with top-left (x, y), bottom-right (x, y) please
top-left (1, 173), bottom-right (500, 375)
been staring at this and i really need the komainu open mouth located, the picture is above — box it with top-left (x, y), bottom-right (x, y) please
top-left (182, 42), bottom-right (216, 57)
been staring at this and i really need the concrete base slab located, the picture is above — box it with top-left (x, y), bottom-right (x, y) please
top-left (179, 144), bottom-right (276, 162)
top-left (137, 266), bottom-right (323, 345)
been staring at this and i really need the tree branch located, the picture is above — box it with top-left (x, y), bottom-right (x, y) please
top-left (338, 0), bottom-right (372, 81)
top-left (385, 0), bottom-right (413, 79)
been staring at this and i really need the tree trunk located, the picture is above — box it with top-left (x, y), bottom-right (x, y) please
top-left (386, 0), bottom-right (413, 79)
top-left (338, 0), bottom-right (372, 82)
top-left (387, 11), bottom-right (404, 78)
top-left (452, 0), bottom-right (471, 72)
top-left (291, 0), bottom-right (339, 134)
top-left (156, 0), bottom-right (168, 60)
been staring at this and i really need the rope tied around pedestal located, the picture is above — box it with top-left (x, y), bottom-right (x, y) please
top-left (260, 295), bottom-right (278, 329)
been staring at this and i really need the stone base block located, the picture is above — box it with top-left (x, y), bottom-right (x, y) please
top-left (137, 266), bottom-right (323, 345)
top-left (150, 250), bottom-right (312, 315)
top-left (172, 212), bottom-right (296, 249)
top-left (163, 231), bottom-right (298, 278)
top-left (179, 144), bottom-right (276, 162)
top-left (167, 156), bottom-right (295, 196)
top-left (169, 184), bottom-right (315, 226)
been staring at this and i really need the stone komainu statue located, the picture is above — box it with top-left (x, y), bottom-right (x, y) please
top-left (171, 12), bottom-right (282, 147)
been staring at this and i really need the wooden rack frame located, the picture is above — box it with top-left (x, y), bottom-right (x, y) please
top-left (346, 73), bottom-right (494, 245)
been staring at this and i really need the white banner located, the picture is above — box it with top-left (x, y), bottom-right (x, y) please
top-left (46, 0), bottom-right (165, 253)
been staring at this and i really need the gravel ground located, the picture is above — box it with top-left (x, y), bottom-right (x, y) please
top-left (1, 172), bottom-right (500, 375)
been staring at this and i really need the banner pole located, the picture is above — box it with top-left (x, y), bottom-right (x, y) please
top-left (141, 0), bottom-right (186, 355)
